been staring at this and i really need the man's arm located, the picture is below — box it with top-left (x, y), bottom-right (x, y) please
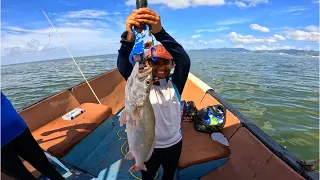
top-left (153, 28), bottom-right (191, 95)
top-left (117, 31), bottom-right (134, 81)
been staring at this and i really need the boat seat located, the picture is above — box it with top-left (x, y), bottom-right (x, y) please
top-left (19, 90), bottom-right (112, 158)
top-left (177, 122), bottom-right (230, 179)
top-left (32, 103), bottom-right (111, 157)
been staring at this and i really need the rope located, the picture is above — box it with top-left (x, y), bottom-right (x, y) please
top-left (42, 11), bottom-right (102, 105)
top-left (117, 129), bottom-right (158, 180)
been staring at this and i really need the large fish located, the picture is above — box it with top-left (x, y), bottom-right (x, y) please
top-left (120, 62), bottom-right (155, 172)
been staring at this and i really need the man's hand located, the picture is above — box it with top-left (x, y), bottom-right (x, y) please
top-left (125, 9), bottom-right (145, 41)
top-left (136, 8), bottom-right (162, 34)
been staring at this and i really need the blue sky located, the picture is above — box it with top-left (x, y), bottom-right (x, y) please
top-left (1, 0), bottom-right (319, 65)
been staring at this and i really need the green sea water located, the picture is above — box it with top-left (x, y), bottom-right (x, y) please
top-left (1, 51), bottom-right (319, 162)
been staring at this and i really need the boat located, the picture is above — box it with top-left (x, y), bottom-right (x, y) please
top-left (1, 68), bottom-right (318, 180)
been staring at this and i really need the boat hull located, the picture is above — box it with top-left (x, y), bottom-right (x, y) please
top-left (1, 68), bottom-right (317, 180)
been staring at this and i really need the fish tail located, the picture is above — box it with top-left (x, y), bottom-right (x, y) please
top-left (129, 163), bottom-right (147, 172)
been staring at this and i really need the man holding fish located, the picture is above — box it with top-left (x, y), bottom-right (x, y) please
top-left (117, 4), bottom-right (191, 180)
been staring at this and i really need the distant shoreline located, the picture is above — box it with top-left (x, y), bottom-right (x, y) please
top-left (2, 48), bottom-right (319, 66)
top-left (186, 47), bottom-right (320, 56)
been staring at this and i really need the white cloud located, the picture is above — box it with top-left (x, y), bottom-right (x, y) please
top-left (62, 19), bottom-right (109, 28)
top-left (235, 1), bottom-right (247, 7)
top-left (273, 34), bottom-right (286, 40)
top-left (181, 39), bottom-right (224, 45)
top-left (278, 45), bottom-right (295, 49)
top-left (192, 34), bottom-right (201, 39)
top-left (305, 25), bottom-right (319, 32)
top-left (236, 44), bottom-right (245, 48)
top-left (250, 24), bottom-right (270, 32)
top-left (228, 32), bottom-right (276, 45)
top-left (214, 18), bottom-right (250, 26)
top-left (313, 0), bottom-right (320, 4)
top-left (60, 9), bottom-right (109, 19)
top-left (125, 0), bottom-right (225, 9)
top-left (252, 45), bottom-right (295, 50)
top-left (230, 0), bottom-right (269, 8)
top-left (252, 45), bottom-right (273, 50)
top-left (285, 26), bottom-right (320, 42)
top-left (302, 45), bottom-right (311, 50)
top-left (291, 12), bottom-right (302, 16)
top-left (1, 27), bottom-right (118, 57)
top-left (58, 0), bottom-right (75, 6)
top-left (55, 9), bottom-right (124, 29)
top-left (1, 9), bottom-right (125, 64)
top-left (195, 27), bottom-right (229, 33)
top-left (58, 9), bottom-right (126, 30)
top-left (209, 39), bottom-right (225, 43)
top-left (283, 6), bottom-right (307, 13)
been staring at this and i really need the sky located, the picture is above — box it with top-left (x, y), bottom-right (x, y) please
top-left (1, 0), bottom-right (319, 65)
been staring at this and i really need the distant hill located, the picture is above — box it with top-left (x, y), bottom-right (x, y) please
top-left (187, 48), bottom-right (319, 57)
top-left (254, 49), bottom-right (319, 56)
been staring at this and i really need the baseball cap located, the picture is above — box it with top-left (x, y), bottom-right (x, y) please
top-left (145, 45), bottom-right (173, 61)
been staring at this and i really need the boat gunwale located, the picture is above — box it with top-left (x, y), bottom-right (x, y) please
top-left (16, 68), bottom-right (118, 113)
top-left (206, 89), bottom-right (319, 180)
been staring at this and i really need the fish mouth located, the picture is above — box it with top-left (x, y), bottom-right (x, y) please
top-left (137, 66), bottom-right (153, 82)
top-left (138, 67), bottom-right (152, 74)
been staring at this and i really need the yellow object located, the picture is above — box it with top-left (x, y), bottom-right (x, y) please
top-left (117, 129), bottom-right (158, 180)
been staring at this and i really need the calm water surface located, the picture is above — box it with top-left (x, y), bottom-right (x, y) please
top-left (1, 51), bottom-right (319, 161)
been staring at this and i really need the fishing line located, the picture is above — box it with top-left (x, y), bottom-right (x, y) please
top-left (42, 11), bottom-right (102, 105)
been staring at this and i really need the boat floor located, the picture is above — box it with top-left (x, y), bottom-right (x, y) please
top-left (48, 110), bottom-right (164, 180)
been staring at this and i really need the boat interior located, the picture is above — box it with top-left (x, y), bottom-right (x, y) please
top-left (1, 68), bottom-right (317, 180)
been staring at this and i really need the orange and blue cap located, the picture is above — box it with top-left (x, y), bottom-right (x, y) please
top-left (146, 45), bottom-right (173, 61)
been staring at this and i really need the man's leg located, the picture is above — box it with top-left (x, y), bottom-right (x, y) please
top-left (1, 140), bottom-right (37, 180)
top-left (13, 128), bottom-right (65, 180)
top-left (141, 148), bottom-right (162, 180)
top-left (161, 140), bottom-right (182, 180)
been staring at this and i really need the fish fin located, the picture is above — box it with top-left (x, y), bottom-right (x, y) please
top-left (127, 113), bottom-right (134, 121)
top-left (119, 110), bottom-right (127, 127)
top-left (132, 110), bottom-right (140, 124)
top-left (145, 136), bottom-right (156, 162)
top-left (125, 151), bottom-right (135, 161)
top-left (129, 164), bottom-right (147, 172)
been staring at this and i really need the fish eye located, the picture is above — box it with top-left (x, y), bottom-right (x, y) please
top-left (145, 80), bottom-right (151, 86)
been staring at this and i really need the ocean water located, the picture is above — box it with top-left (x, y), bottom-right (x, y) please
top-left (1, 51), bottom-right (319, 162)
